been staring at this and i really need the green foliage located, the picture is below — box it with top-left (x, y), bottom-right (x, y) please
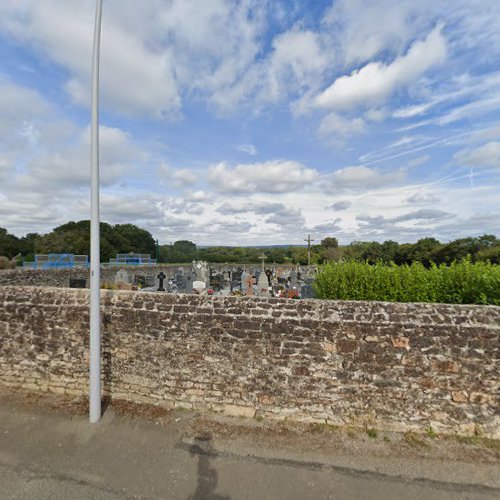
top-left (27, 220), bottom-right (156, 262)
top-left (320, 237), bottom-right (338, 248)
top-left (2, 223), bottom-right (499, 271)
top-left (314, 259), bottom-right (500, 305)
top-left (0, 227), bottom-right (21, 258)
top-left (427, 427), bottom-right (438, 439)
top-left (160, 240), bottom-right (198, 263)
top-left (476, 245), bottom-right (500, 265)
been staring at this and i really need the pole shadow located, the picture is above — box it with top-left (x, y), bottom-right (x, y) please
top-left (188, 433), bottom-right (231, 500)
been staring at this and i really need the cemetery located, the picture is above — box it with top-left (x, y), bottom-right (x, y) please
top-left (0, 259), bottom-right (319, 299)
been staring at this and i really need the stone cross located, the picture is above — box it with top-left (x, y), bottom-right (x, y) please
top-left (157, 272), bottom-right (166, 292)
top-left (304, 234), bottom-right (315, 267)
top-left (259, 253), bottom-right (266, 272)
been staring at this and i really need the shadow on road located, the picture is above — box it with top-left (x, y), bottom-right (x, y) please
top-left (188, 433), bottom-right (231, 500)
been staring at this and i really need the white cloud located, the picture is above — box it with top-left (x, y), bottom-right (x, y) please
top-left (236, 144), bottom-right (257, 156)
top-left (323, 0), bottom-right (438, 65)
top-left (328, 166), bottom-right (406, 190)
top-left (310, 218), bottom-right (342, 234)
top-left (172, 169), bottom-right (199, 185)
top-left (454, 142), bottom-right (500, 169)
top-left (0, 82), bottom-right (50, 136)
top-left (328, 201), bottom-right (352, 211)
top-left (265, 208), bottom-right (305, 228)
top-left (315, 26), bottom-right (447, 110)
top-left (208, 26), bottom-right (332, 112)
top-left (393, 102), bottom-right (434, 119)
top-left (185, 190), bottom-right (209, 202)
top-left (318, 113), bottom-right (366, 137)
top-left (391, 209), bottom-right (452, 222)
top-left (267, 29), bottom-right (328, 98)
top-left (208, 160), bottom-right (318, 194)
top-left (0, 1), bottom-right (180, 118)
top-left (407, 192), bottom-right (440, 204)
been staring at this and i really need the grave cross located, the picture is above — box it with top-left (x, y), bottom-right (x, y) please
top-left (157, 271), bottom-right (166, 292)
top-left (304, 234), bottom-right (315, 267)
top-left (259, 253), bottom-right (267, 272)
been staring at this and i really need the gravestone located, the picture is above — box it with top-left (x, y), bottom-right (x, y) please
top-left (265, 269), bottom-right (272, 286)
top-left (135, 275), bottom-right (146, 287)
top-left (157, 272), bottom-right (166, 291)
top-left (115, 268), bottom-right (131, 284)
top-left (178, 272), bottom-right (195, 294)
top-left (193, 280), bottom-right (206, 293)
top-left (209, 274), bottom-right (224, 291)
top-left (244, 274), bottom-right (254, 296)
top-left (290, 270), bottom-right (298, 289)
top-left (69, 278), bottom-right (86, 288)
top-left (241, 270), bottom-right (249, 294)
top-left (192, 260), bottom-right (209, 285)
top-left (301, 284), bottom-right (314, 299)
top-left (257, 272), bottom-right (269, 296)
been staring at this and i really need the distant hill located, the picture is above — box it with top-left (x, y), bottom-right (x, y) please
top-left (198, 244), bottom-right (305, 249)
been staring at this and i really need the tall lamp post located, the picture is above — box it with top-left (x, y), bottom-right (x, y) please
top-left (90, 0), bottom-right (103, 423)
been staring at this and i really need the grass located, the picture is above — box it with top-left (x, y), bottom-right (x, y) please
top-left (404, 432), bottom-right (430, 448)
top-left (366, 428), bottom-right (378, 439)
top-left (427, 426), bottom-right (438, 439)
top-left (308, 422), bottom-right (339, 433)
top-left (454, 435), bottom-right (500, 452)
top-left (314, 259), bottom-right (500, 305)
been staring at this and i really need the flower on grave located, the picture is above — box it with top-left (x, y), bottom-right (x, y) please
top-left (207, 288), bottom-right (214, 295)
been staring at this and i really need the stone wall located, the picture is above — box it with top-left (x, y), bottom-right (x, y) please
top-left (0, 286), bottom-right (498, 437)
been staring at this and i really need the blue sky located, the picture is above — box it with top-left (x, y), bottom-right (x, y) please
top-left (0, 0), bottom-right (499, 245)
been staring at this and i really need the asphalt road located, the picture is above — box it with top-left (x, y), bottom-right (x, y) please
top-left (0, 398), bottom-right (498, 500)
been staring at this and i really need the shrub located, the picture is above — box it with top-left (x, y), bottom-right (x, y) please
top-left (314, 259), bottom-right (500, 305)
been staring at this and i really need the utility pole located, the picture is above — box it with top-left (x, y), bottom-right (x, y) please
top-left (89, 0), bottom-right (103, 424)
top-left (304, 234), bottom-right (314, 268)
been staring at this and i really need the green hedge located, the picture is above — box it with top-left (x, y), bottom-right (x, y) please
top-left (313, 259), bottom-right (500, 305)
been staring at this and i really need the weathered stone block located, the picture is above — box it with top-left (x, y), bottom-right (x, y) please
top-left (451, 391), bottom-right (468, 403)
top-left (337, 339), bottom-right (358, 353)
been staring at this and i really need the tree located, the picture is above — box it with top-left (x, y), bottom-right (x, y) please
top-left (0, 227), bottom-right (21, 258)
top-left (431, 235), bottom-right (495, 265)
top-left (35, 220), bottom-right (157, 262)
top-left (320, 237), bottom-right (338, 248)
top-left (160, 240), bottom-right (197, 263)
top-left (475, 245), bottom-right (500, 265)
top-left (396, 237), bottom-right (441, 267)
top-left (380, 240), bottom-right (399, 263)
top-left (113, 224), bottom-right (156, 255)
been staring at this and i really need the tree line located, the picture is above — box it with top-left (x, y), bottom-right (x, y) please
top-left (0, 221), bottom-right (156, 264)
top-left (0, 221), bottom-right (499, 267)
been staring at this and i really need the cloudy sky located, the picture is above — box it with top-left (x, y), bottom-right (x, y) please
top-left (0, 0), bottom-right (499, 245)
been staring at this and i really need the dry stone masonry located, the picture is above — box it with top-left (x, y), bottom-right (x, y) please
top-left (0, 286), bottom-right (498, 437)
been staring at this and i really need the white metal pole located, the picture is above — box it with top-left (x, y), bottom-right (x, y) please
top-left (90, 0), bottom-right (103, 424)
